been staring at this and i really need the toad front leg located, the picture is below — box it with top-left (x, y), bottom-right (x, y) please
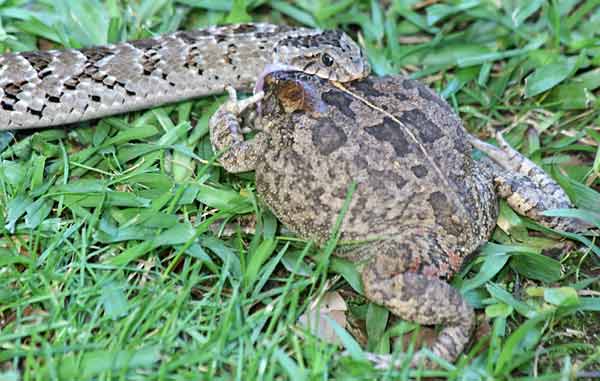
top-left (209, 87), bottom-right (267, 173)
top-left (470, 133), bottom-right (588, 232)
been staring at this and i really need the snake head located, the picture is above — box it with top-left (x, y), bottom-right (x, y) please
top-left (272, 29), bottom-right (370, 83)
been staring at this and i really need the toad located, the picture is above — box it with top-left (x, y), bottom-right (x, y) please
top-left (209, 71), bottom-right (586, 366)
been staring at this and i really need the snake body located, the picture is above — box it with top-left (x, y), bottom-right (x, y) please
top-left (0, 23), bottom-right (369, 130)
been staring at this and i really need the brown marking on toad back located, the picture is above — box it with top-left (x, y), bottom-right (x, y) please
top-left (393, 92), bottom-right (409, 101)
top-left (401, 78), bottom-right (453, 112)
top-left (353, 154), bottom-right (368, 169)
top-left (365, 117), bottom-right (412, 156)
top-left (367, 167), bottom-right (408, 192)
top-left (311, 118), bottom-right (348, 155)
top-left (418, 86), bottom-right (452, 111)
top-left (392, 174), bottom-right (408, 191)
top-left (399, 109), bottom-right (443, 144)
top-left (352, 79), bottom-right (384, 97)
top-left (411, 164), bottom-right (428, 178)
top-left (321, 89), bottom-right (355, 118)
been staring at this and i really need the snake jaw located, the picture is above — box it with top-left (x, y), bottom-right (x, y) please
top-left (254, 63), bottom-right (297, 95)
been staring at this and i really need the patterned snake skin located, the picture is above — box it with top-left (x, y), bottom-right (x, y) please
top-left (0, 23), bottom-right (369, 130)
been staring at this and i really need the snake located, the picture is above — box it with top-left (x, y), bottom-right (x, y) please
top-left (0, 23), bottom-right (370, 130)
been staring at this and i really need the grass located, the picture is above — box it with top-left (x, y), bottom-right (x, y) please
top-left (0, 0), bottom-right (599, 380)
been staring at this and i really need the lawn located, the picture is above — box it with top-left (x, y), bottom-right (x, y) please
top-left (1, 0), bottom-right (599, 380)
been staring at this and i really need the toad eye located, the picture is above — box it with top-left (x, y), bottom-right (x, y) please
top-left (321, 53), bottom-right (334, 67)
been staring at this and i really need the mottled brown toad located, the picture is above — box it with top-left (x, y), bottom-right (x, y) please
top-left (209, 72), bottom-right (584, 366)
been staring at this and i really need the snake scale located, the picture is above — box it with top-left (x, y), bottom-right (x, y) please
top-left (0, 23), bottom-right (370, 130)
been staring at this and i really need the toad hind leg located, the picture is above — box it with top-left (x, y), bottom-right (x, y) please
top-left (361, 251), bottom-right (474, 367)
top-left (470, 132), bottom-right (586, 232)
top-left (209, 87), bottom-right (266, 173)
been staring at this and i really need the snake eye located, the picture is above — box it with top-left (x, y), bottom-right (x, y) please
top-left (321, 53), bottom-right (334, 67)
